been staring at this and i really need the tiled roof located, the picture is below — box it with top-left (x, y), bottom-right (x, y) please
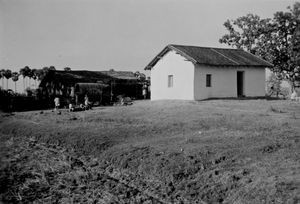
top-left (40, 70), bottom-right (137, 86)
top-left (145, 44), bottom-right (273, 70)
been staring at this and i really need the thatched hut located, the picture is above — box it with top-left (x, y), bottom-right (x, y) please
top-left (39, 70), bottom-right (146, 105)
top-left (74, 83), bottom-right (109, 105)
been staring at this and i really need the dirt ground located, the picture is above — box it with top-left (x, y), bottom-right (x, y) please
top-left (0, 99), bottom-right (299, 203)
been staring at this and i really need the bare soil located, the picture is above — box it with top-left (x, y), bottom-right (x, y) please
top-left (0, 99), bottom-right (299, 203)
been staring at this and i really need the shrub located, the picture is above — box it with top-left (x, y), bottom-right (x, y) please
top-left (0, 88), bottom-right (51, 112)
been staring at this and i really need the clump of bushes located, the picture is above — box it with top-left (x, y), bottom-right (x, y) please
top-left (0, 88), bottom-right (51, 112)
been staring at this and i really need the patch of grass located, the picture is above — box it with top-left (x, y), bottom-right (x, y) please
top-left (268, 105), bottom-right (285, 113)
top-left (0, 100), bottom-right (300, 203)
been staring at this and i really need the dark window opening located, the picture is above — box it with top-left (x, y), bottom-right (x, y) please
top-left (206, 74), bottom-right (211, 87)
top-left (168, 75), bottom-right (173, 87)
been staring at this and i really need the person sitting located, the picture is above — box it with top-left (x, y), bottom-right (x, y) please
top-left (54, 96), bottom-right (60, 111)
top-left (291, 90), bottom-right (299, 101)
top-left (79, 103), bottom-right (85, 110)
top-left (69, 103), bottom-right (74, 112)
top-left (84, 95), bottom-right (92, 110)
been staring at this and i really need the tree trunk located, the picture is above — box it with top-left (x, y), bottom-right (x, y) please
top-left (15, 82), bottom-right (17, 92)
top-left (6, 79), bottom-right (8, 90)
top-left (290, 80), bottom-right (295, 93)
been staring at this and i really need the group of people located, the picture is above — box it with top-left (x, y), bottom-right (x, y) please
top-left (54, 95), bottom-right (92, 112)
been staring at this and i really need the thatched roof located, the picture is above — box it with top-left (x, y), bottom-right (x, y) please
top-left (145, 44), bottom-right (273, 70)
top-left (99, 70), bottom-right (137, 80)
top-left (40, 70), bottom-right (138, 87)
top-left (75, 83), bottom-right (108, 95)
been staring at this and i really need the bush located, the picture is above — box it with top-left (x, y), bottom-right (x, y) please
top-left (0, 88), bottom-right (52, 112)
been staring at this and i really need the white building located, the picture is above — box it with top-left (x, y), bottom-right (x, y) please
top-left (145, 44), bottom-right (273, 100)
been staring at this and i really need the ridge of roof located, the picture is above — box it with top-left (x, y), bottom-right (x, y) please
top-left (145, 44), bottom-right (273, 70)
top-left (169, 44), bottom-right (240, 51)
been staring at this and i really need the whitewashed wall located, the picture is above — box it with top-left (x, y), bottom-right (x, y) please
top-left (150, 50), bottom-right (194, 100)
top-left (194, 65), bottom-right (266, 100)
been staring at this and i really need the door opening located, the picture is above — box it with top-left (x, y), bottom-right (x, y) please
top-left (237, 71), bottom-right (244, 97)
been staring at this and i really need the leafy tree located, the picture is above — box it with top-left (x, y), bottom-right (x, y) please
top-left (219, 14), bottom-right (273, 56)
top-left (64, 67), bottom-right (71, 71)
top-left (11, 72), bottom-right (19, 92)
top-left (49, 66), bottom-right (56, 71)
top-left (35, 69), bottom-right (45, 81)
top-left (266, 73), bottom-right (283, 98)
top-left (292, 21), bottom-right (300, 85)
top-left (33, 66), bottom-right (56, 83)
top-left (219, 2), bottom-right (300, 90)
top-left (3, 69), bottom-right (12, 90)
top-left (134, 71), bottom-right (146, 81)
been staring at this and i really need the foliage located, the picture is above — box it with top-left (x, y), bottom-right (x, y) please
top-left (19, 66), bottom-right (31, 90)
top-left (266, 73), bottom-right (290, 98)
top-left (19, 66), bottom-right (31, 79)
top-left (0, 88), bottom-right (51, 112)
top-left (11, 72), bottom-right (19, 82)
top-left (35, 69), bottom-right (46, 81)
top-left (2, 70), bottom-right (12, 89)
top-left (64, 67), bottom-right (71, 71)
top-left (49, 66), bottom-right (56, 71)
top-left (266, 73), bottom-right (282, 97)
top-left (2, 69), bottom-right (12, 80)
top-left (0, 69), bottom-right (5, 89)
top-left (134, 71), bottom-right (146, 81)
top-left (31, 68), bottom-right (37, 80)
top-left (11, 72), bottom-right (19, 92)
top-left (219, 14), bottom-right (272, 56)
top-left (25, 87), bottom-right (34, 97)
top-left (220, 2), bottom-right (300, 88)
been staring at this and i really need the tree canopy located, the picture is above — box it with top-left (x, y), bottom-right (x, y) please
top-left (220, 2), bottom-right (300, 88)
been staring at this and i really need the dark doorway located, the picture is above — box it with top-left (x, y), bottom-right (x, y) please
top-left (237, 71), bottom-right (244, 97)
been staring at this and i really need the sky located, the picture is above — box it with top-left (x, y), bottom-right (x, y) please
top-left (0, 0), bottom-right (296, 91)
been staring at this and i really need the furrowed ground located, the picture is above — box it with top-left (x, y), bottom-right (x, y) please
top-left (0, 100), bottom-right (299, 203)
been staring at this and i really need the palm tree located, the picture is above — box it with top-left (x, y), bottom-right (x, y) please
top-left (19, 67), bottom-right (26, 90)
top-left (11, 72), bottom-right (19, 92)
top-left (31, 68), bottom-right (37, 88)
top-left (0, 71), bottom-right (2, 89)
top-left (27, 68), bottom-right (33, 88)
top-left (20, 66), bottom-right (31, 90)
top-left (0, 69), bottom-right (5, 88)
top-left (3, 69), bottom-right (12, 90)
top-left (26, 66), bottom-right (31, 88)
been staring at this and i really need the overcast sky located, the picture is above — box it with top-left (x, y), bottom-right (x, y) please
top-left (0, 0), bottom-right (296, 75)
